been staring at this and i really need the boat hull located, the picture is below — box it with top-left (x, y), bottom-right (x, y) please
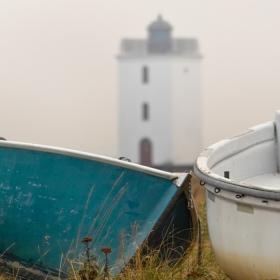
top-left (0, 141), bottom-right (195, 278)
top-left (204, 184), bottom-right (280, 280)
top-left (195, 118), bottom-right (280, 280)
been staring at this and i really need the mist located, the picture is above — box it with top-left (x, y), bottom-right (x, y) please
top-left (1, 0), bottom-right (280, 157)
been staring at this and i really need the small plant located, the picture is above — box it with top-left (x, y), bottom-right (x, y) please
top-left (78, 237), bottom-right (99, 280)
top-left (101, 247), bottom-right (112, 280)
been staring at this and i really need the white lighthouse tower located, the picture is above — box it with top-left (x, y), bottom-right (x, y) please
top-left (118, 15), bottom-right (202, 170)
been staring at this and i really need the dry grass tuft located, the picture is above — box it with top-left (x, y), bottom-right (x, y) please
top-left (112, 201), bottom-right (229, 280)
top-left (69, 189), bottom-right (229, 280)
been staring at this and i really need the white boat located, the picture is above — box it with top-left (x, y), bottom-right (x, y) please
top-left (195, 111), bottom-right (280, 280)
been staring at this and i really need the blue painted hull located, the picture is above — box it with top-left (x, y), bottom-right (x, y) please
top-left (0, 142), bottom-right (195, 278)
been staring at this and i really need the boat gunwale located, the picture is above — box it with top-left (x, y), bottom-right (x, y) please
top-left (0, 140), bottom-right (179, 182)
top-left (194, 121), bottom-right (280, 201)
top-left (194, 163), bottom-right (280, 201)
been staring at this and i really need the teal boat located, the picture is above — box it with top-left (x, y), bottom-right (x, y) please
top-left (0, 141), bottom-right (196, 279)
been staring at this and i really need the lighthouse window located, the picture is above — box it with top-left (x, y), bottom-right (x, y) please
top-left (142, 66), bottom-right (149, 84)
top-left (142, 103), bottom-right (149, 120)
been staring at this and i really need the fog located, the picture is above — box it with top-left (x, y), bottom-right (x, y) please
top-left (1, 0), bottom-right (280, 157)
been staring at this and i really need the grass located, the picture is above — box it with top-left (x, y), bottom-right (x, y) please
top-left (0, 181), bottom-right (230, 280)
top-left (69, 180), bottom-right (229, 280)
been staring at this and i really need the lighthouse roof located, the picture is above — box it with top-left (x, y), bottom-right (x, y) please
top-left (119, 15), bottom-right (201, 58)
top-left (147, 15), bottom-right (173, 32)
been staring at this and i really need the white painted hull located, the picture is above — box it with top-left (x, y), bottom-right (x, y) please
top-left (205, 186), bottom-right (280, 280)
top-left (195, 111), bottom-right (280, 280)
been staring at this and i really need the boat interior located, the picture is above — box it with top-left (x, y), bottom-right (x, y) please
top-left (206, 112), bottom-right (280, 190)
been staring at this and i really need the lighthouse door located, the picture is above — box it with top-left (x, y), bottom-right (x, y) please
top-left (140, 138), bottom-right (152, 166)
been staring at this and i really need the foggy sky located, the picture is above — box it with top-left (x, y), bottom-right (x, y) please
top-left (1, 0), bottom-right (280, 157)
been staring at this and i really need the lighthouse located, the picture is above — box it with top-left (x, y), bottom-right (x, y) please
top-left (118, 15), bottom-right (202, 170)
